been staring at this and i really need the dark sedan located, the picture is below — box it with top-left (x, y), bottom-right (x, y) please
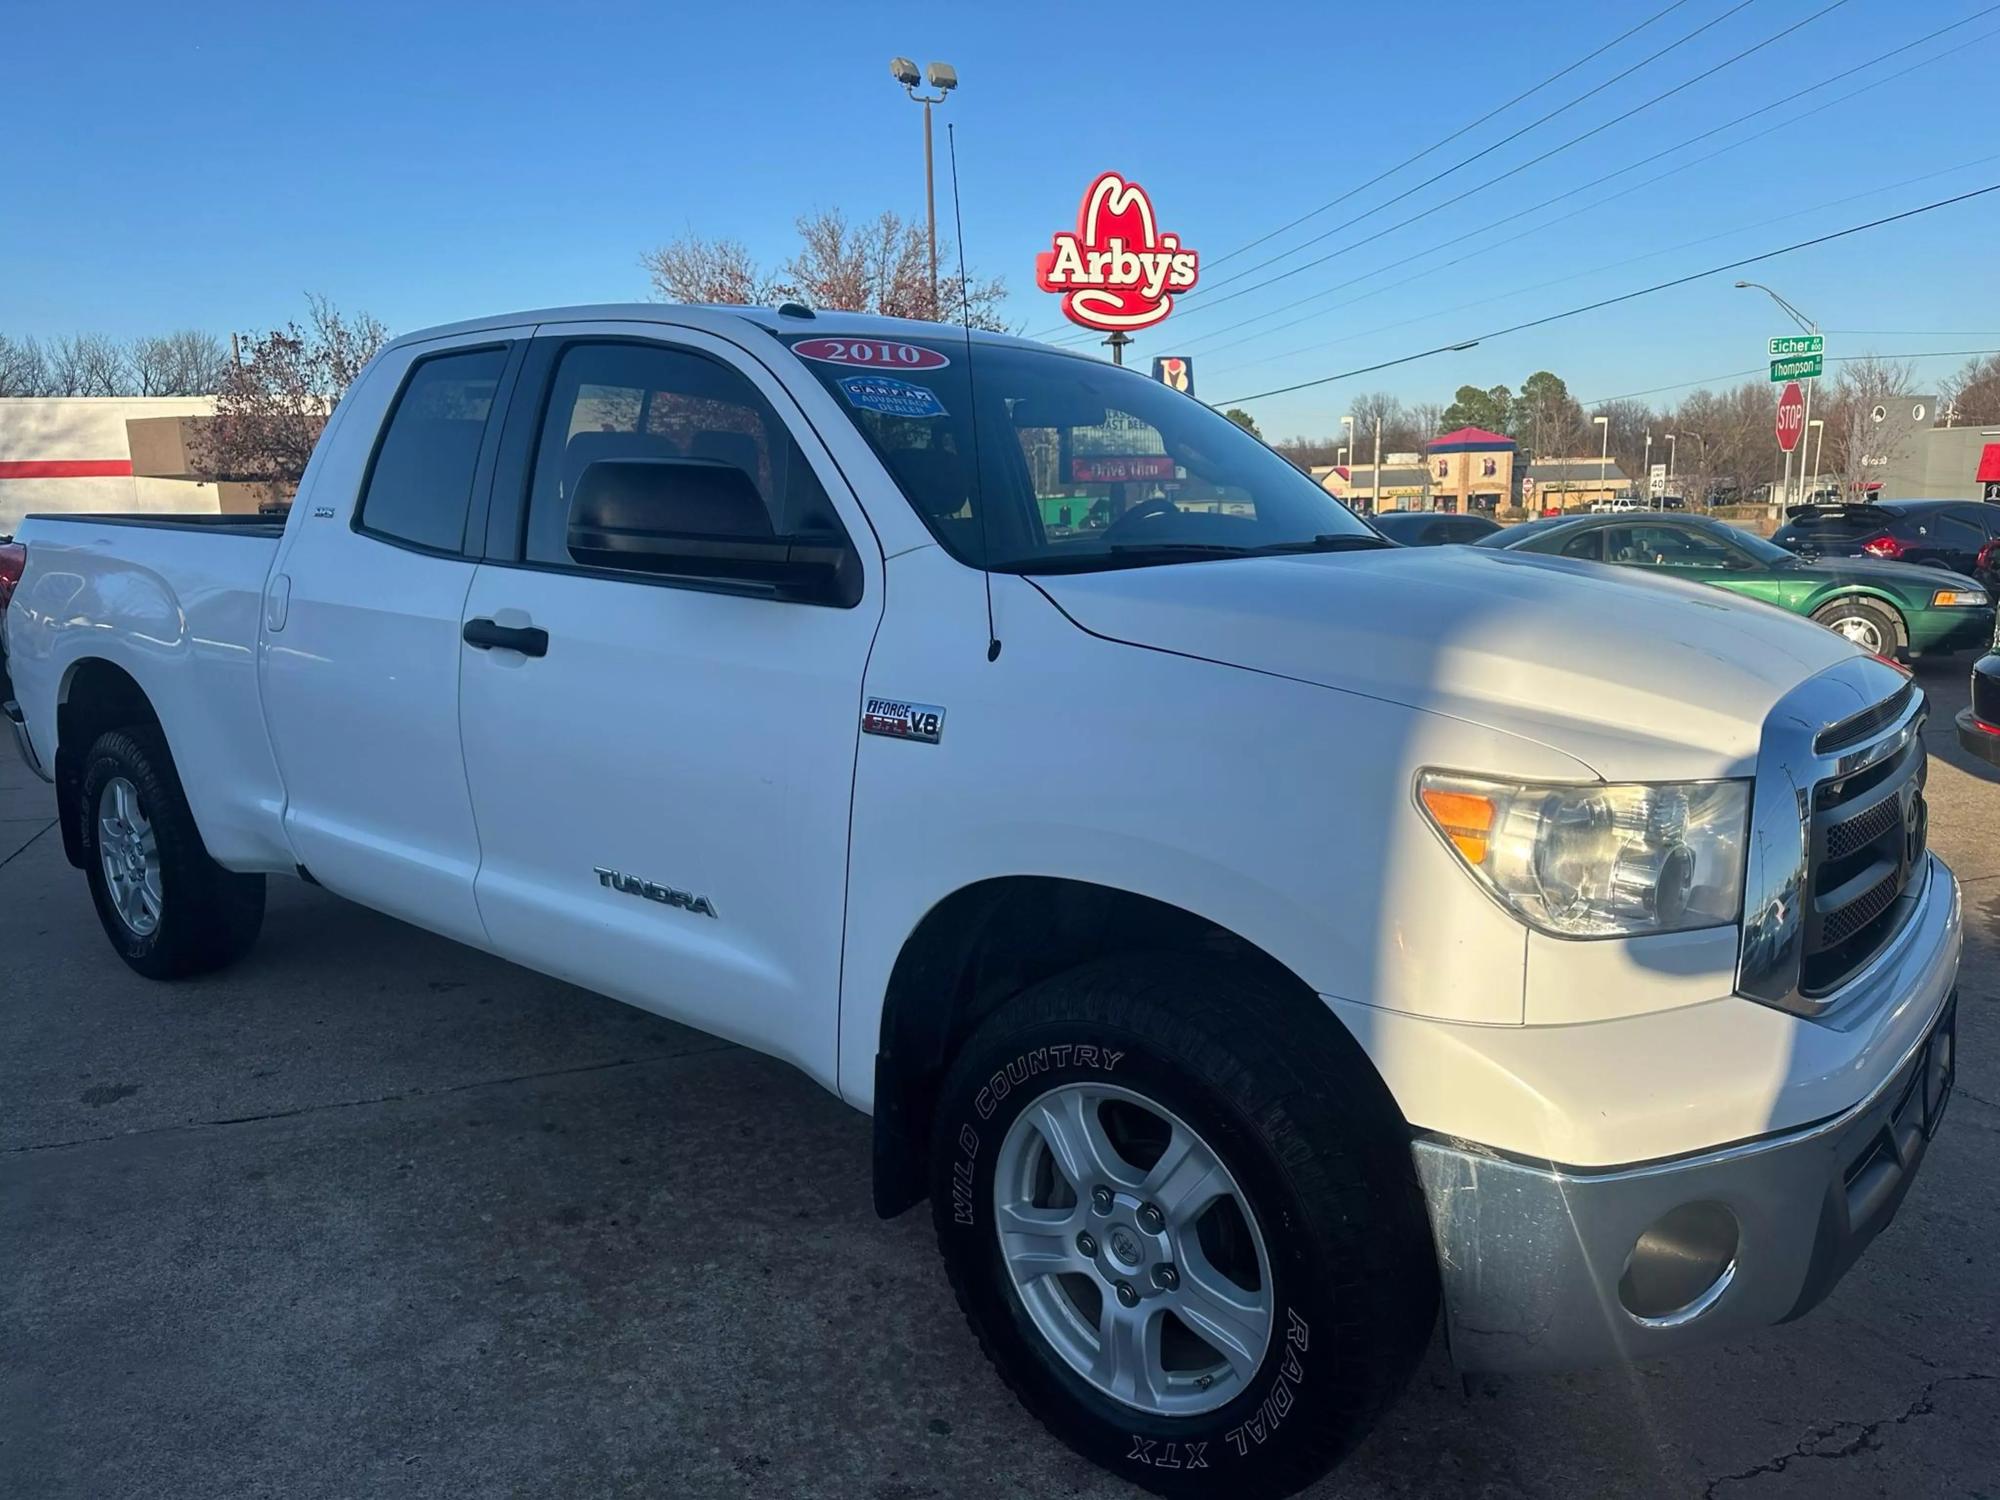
top-left (1771, 499), bottom-right (2000, 593)
top-left (1370, 511), bottom-right (1501, 546)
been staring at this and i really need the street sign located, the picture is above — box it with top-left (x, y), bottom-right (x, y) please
top-left (1648, 461), bottom-right (1668, 497)
top-left (1769, 334), bottom-right (1824, 357)
top-left (1771, 353), bottom-right (1823, 382)
top-left (1776, 382), bottom-right (1806, 453)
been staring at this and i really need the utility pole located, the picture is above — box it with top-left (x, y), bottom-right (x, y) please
top-left (1736, 281), bottom-right (1819, 505)
top-left (890, 58), bottom-right (958, 319)
top-left (1593, 414), bottom-right (1610, 506)
top-left (1644, 432), bottom-right (1654, 509)
top-left (1664, 432), bottom-right (1677, 497)
top-left (1372, 414), bottom-right (1383, 514)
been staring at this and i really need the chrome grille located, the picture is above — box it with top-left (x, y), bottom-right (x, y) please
top-left (1738, 658), bottom-right (1931, 1017)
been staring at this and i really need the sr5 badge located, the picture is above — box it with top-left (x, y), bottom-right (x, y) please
top-left (863, 697), bottom-right (944, 745)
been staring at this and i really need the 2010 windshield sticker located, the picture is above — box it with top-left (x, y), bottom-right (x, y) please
top-left (837, 374), bottom-right (947, 419)
top-left (791, 337), bottom-right (950, 370)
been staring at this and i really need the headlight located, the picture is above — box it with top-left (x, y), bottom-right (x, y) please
top-left (1932, 588), bottom-right (1989, 608)
top-left (1417, 773), bottom-right (1750, 937)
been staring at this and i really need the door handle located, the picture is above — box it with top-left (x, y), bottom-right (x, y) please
top-left (463, 617), bottom-right (549, 657)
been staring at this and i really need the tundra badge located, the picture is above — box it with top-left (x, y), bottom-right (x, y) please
top-left (862, 697), bottom-right (945, 745)
top-left (593, 867), bottom-right (717, 918)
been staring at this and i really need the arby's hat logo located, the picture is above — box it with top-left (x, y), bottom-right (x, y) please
top-left (1036, 172), bottom-right (1199, 333)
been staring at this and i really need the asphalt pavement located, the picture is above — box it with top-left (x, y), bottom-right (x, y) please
top-left (3, 658), bottom-right (1996, 1499)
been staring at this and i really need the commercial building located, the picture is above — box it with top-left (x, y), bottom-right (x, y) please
top-left (1523, 457), bottom-right (1635, 512)
top-left (1313, 426), bottom-right (1633, 513)
top-left (1874, 421), bottom-right (2000, 500)
top-left (0, 396), bottom-right (253, 533)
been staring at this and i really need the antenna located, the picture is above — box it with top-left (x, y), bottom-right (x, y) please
top-left (947, 123), bottom-right (1001, 663)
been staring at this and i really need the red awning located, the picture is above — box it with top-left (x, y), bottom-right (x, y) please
top-left (1976, 443), bottom-right (2000, 483)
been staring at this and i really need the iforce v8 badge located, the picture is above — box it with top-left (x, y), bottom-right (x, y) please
top-left (862, 697), bottom-right (945, 745)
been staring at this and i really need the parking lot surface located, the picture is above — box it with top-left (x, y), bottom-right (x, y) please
top-left (4, 659), bottom-right (1996, 1499)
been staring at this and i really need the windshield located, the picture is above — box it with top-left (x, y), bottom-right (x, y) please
top-left (779, 334), bottom-right (1376, 571)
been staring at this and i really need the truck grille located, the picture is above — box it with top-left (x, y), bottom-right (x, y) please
top-left (1800, 716), bottom-right (1927, 996)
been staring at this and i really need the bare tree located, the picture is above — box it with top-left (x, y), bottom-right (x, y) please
top-left (196, 296), bottom-right (390, 503)
top-left (641, 234), bottom-right (779, 306)
top-left (0, 334), bottom-right (49, 396)
top-left (129, 330), bottom-right (228, 396)
top-left (640, 209), bottom-right (1009, 330)
top-left (1406, 401), bottom-right (1445, 447)
top-left (1941, 352), bottom-right (2000, 426)
top-left (1817, 358), bottom-right (1921, 498)
top-left (42, 333), bottom-right (132, 396)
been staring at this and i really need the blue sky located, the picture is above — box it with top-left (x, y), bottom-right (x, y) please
top-left (7, 0), bottom-right (1999, 439)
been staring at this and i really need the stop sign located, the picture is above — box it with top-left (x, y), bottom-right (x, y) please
top-left (1776, 381), bottom-right (1805, 452)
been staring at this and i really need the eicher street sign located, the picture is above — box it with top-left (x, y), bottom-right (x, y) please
top-left (1769, 334), bottom-right (1824, 357)
top-left (1036, 173), bottom-right (1199, 333)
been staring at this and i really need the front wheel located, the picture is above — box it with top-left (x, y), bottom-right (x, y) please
top-left (930, 956), bottom-right (1437, 1499)
top-left (78, 727), bottom-right (265, 980)
top-left (1813, 597), bottom-right (1902, 658)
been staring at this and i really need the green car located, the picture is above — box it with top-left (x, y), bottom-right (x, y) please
top-left (1476, 513), bottom-right (1994, 658)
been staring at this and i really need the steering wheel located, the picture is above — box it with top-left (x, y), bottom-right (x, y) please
top-left (1101, 496), bottom-right (1182, 540)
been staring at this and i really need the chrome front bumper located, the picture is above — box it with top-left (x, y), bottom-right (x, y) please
top-left (3, 698), bottom-right (51, 782)
top-left (1417, 861), bottom-right (1960, 1374)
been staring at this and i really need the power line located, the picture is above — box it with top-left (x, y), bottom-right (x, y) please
top-left (1032, 0), bottom-right (1752, 341)
top-left (1580, 350), bottom-right (2000, 407)
top-left (1115, 0), bottom-right (1851, 336)
top-left (1174, 8), bottom-right (2000, 366)
top-left (1202, 143), bottom-right (2000, 384)
top-left (1215, 183), bottom-right (2000, 405)
top-left (1204, 2), bottom-right (1697, 271)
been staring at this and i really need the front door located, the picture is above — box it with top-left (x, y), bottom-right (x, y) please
top-left (454, 325), bottom-right (882, 1085)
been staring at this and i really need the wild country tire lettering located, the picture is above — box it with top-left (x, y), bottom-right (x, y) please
top-left (951, 1045), bottom-right (1127, 1227)
top-left (1125, 1314), bottom-right (1310, 1469)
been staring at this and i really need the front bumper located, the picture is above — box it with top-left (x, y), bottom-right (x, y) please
top-left (1960, 652), bottom-right (2000, 765)
top-left (1909, 606), bottom-right (1994, 656)
top-left (1419, 991), bottom-right (1957, 1373)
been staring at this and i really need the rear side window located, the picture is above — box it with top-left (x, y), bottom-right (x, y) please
top-left (523, 340), bottom-right (845, 569)
top-left (357, 346), bottom-right (510, 553)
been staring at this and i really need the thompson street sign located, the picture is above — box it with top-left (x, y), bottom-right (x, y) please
top-left (1769, 334), bottom-right (1824, 357)
top-left (1771, 353), bottom-right (1824, 382)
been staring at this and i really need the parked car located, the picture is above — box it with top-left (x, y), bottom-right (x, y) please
top-left (1959, 612), bottom-right (2000, 767)
top-left (1589, 496), bottom-right (1641, 513)
top-left (1476, 512), bottom-right (1992, 658)
top-left (1771, 500), bottom-right (2000, 592)
top-left (3, 305), bottom-right (1962, 1500)
top-left (1368, 511), bottom-right (1500, 546)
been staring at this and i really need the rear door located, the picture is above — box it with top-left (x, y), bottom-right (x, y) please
top-left (261, 331), bottom-right (528, 946)
top-left (454, 322), bottom-right (882, 1082)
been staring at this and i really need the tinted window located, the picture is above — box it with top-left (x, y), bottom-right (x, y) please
top-left (1932, 512), bottom-right (1984, 548)
top-left (782, 335), bottom-right (1371, 571)
top-left (358, 347), bottom-right (509, 552)
top-left (1559, 529), bottom-right (1603, 561)
top-left (525, 341), bottom-right (844, 568)
top-left (1600, 524), bottom-right (1739, 568)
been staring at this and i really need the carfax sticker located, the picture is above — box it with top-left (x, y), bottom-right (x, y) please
top-left (836, 374), bottom-right (948, 419)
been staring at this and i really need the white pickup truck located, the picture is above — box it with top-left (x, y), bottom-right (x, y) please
top-left (3, 305), bottom-right (1960, 1499)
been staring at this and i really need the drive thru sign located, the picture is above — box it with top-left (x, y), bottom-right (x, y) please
top-left (1776, 381), bottom-right (1806, 453)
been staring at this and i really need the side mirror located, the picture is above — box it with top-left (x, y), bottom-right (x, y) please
top-left (566, 458), bottom-right (859, 607)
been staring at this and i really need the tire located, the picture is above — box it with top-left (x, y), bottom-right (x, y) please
top-left (78, 726), bottom-right (265, 980)
top-left (929, 955), bottom-right (1437, 1500)
top-left (1813, 597), bottom-right (1902, 658)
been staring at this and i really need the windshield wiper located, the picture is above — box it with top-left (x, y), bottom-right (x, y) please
top-left (1245, 534), bottom-right (1395, 555)
top-left (1105, 542), bottom-right (1254, 556)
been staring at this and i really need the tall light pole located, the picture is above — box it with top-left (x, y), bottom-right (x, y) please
top-left (1806, 418), bottom-right (1825, 500)
top-left (1372, 413), bottom-right (1385, 514)
top-left (1664, 432), bottom-right (1678, 497)
top-left (1735, 280), bottom-right (1818, 506)
top-left (1644, 432), bottom-right (1654, 508)
top-left (1340, 414), bottom-right (1356, 507)
top-left (889, 57), bottom-right (958, 320)
top-left (1593, 414), bottom-right (1610, 508)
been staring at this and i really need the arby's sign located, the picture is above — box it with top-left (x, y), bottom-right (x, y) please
top-left (1036, 172), bottom-right (1199, 333)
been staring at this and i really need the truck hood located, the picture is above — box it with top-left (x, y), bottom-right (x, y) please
top-left (1033, 545), bottom-right (1862, 781)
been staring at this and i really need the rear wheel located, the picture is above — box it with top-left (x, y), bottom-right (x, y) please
top-left (1813, 597), bottom-right (1902, 657)
top-left (930, 955), bottom-right (1437, 1499)
top-left (79, 727), bottom-right (264, 979)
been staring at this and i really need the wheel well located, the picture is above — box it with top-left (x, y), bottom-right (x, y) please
top-left (869, 876), bottom-right (1354, 1218)
top-left (1815, 591), bottom-right (1908, 649)
top-left (53, 659), bottom-right (162, 869)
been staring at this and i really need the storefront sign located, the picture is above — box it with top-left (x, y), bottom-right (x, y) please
top-left (1036, 173), bottom-right (1199, 332)
top-left (1152, 356), bottom-right (1194, 394)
